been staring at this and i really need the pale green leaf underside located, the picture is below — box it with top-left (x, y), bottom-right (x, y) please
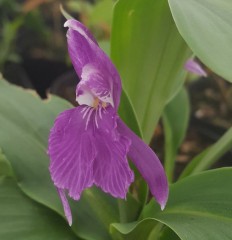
top-left (168, 0), bottom-right (232, 82)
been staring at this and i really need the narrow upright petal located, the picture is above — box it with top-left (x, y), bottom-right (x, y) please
top-left (184, 59), bottom-right (207, 77)
top-left (57, 188), bottom-right (72, 226)
top-left (64, 19), bottom-right (121, 109)
top-left (117, 119), bottom-right (169, 210)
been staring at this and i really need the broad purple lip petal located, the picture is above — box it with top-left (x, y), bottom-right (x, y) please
top-left (48, 105), bottom-right (134, 224)
top-left (184, 59), bottom-right (207, 77)
top-left (48, 19), bottom-right (169, 225)
top-left (117, 119), bottom-right (169, 210)
top-left (93, 130), bottom-right (134, 199)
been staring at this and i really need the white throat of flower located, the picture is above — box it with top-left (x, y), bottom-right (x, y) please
top-left (76, 64), bottom-right (114, 108)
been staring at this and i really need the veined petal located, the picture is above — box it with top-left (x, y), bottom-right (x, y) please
top-left (184, 58), bottom-right (207, 77)
top-left (64, 19), bottom-right (121, 109)
top-left (117, 119), bottom-right (169, 210)
top-left (93, 131), bottom-right (134, 199)
top-left (48, 105), bottom-right (134, 222)
top-left (48, 107), bottom-right (96, 201)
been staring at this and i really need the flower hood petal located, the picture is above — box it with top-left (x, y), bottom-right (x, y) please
top-left (64, 19), bottom-right (121, 110)
top-left (117, 119), bottom-right (169, 210)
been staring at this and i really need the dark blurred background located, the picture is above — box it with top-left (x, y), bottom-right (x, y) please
top-left (0, 0), bottom-right (112, 101)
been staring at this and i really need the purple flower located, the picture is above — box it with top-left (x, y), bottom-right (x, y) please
top-left (48, 19), bottom-right (168, 226)
top-left (184, 58), bottom-right (207, 77)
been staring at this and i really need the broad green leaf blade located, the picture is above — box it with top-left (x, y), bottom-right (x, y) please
top-left (163, 88), bottom-right (190, 182)
top-left (0, 79), bottom-right (71, 213)
top-left (168, 0), bottom-right (232, 82)
top-left (142, 168), bottom-right (232, 240)
top-left (0, 177), bottom-right (78, 240)
top-left (0, 80), bottom-right (119, 240)
top-left (111, 0), bottom-right (191, 142)
top-left (180, 127), bottom-right (232, 179)
top-left (111, 168), bottom-right (232, 239)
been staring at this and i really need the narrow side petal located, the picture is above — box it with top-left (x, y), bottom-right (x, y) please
top-left (48, 107), bottom-right (96, 201)
top-left (184, 59), bottom-right (207, 77)
top-left (64, 19), bottom-right (121, 109)
top-left (57, 188), bottom-right (72, 226)
top-left (117, 119), bottom-right (169, 209)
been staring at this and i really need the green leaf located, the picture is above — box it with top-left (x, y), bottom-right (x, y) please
top-left (71, 188), bottom-right (119, 240)
top-left (0, 177), bottom-right (78, 240)
top-left (159, 226), bottom-right (180, 240)
top-left (98, 40), bottom-right (110, 57)
top-left (143, 168), bottom-right (232, 240)
top-left (0, 79), bottom-right (119, 240)
top-left (180, 127), bottom-right (232, 179)
top-left (0, 18), bottom-right (23, 69)
top-left (111, 0), bottom-right (191, 142)
top-left (0, 79), bottom-right (71, 213)
top-left (119, 90), bottom-right (149, 206)
top-left (0, 148), bottom-right (14, 177)
top-left (112, 168), bottom-right (232, 240)
top-left (111, 220), bottom-right (180, 240)
top-left (119, 90), bottom-right (142, 138)
top-left (163, 88), bottom-right (190, 182)
top-left (89, 0), bottom-right (114, 27)
top-left (111, 221), bottom-right (157, 240)
top-left (168, 0), bottom-right (232, 82)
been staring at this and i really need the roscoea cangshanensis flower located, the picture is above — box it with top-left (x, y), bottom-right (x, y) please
top-left (48, 19), bottom-right (168, 226)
